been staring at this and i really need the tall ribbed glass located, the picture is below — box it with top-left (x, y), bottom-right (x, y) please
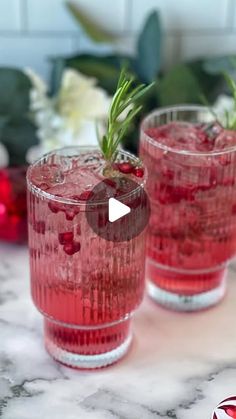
top-left (140, 106), bottom-right (236, 311)
top-left (27, 147), bottom-right (146, 368)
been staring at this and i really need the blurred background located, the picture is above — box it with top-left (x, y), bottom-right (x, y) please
top-left (0, 0), bottom-right (235, 79)
top-left (1, 0), bottom-right (236, 244)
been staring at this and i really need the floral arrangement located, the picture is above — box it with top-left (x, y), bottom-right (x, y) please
top-left (0, 3), bottom-right (236, 167)
top-left (25, 68), bottom-right (111, 162)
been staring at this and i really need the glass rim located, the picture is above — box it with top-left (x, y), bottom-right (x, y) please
top-left (27, 146), bottom-right (147, 207)
top-left (140, 104), bottom-right (236, 157)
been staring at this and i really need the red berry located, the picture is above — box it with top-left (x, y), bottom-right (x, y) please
top-left (219, 154), bottom-right (231, 166)
top-left (73, 241), bottom-right (81, 253)
top-left (78, 190), bottom-right (94, 201)
top-left (48, 202), bottom-right (60, 213)
top-left (33, 221), bottom-right (46, 235)
top-left (98, 213), bottom-right (108, 228)
top-left (76, 224), bottom-right (81, 235)
top-left (117, 162), bottom-right (134, 174)
top-left (65, 207), bottom-right (80, 221)
top-left (63, 241), bottom-right (81, 256)
top-left (58, 231), bottom-right (73, 245)
top-left (103, 178), bottom-right (116, 188)
top-left (133, 167), bottom-right (144, 178)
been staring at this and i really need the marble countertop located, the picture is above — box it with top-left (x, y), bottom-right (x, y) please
top-left (0, 243), bottom-right (236, 419)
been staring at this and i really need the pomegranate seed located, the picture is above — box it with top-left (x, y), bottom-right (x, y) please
top-left (157, 184), bottom-right (195, 205)
top-left (133, 167), bottom-right (144, 178)
top-left (63, 241), bottom-right (81, 255)
top-left (222, 177), bottom-right (235, 187)
top-left (65, 207), bottom-right (80, 221)
top-left (48, 202), bottom-right (59, 213)
top-left (73, 241), bottom-right (81, 253)
top-left (33, 221), bottom-right (46, 234)
top-left (117, 162), bottom-right (134, 174)
top-left (58, 231), bottom-right (73, 245)
top-left (128, 196), bottom-right (141, 209)
top-left (219, 154), bottom-right (231, 166)
top-left (78, 190), bottom-right (94, 201)
top-left (162, 168), bottom-right (174, 180)
top-left (103, 178), bottom-right (116, 188)
top-left (98, 213), bottom-right (108, 228)
top-left (48, 195), bottom-right (63, 213)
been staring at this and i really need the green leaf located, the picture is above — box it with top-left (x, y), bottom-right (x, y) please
top-left (188, 59), bottom-right (222, 103)
top-left (203, 56), bottom-right (236, 76)
top-left (51, 53), bottom-right (136, 94)
top-left (50, 57), bottom-right (66, 95)
top-left (65, 54), bottom-right (132, 93)
top-left (135, 11), bottom-right (162, 83)
top-left (158, 64), bottom-right (201, 106)
top-left (1, 118), bottom-right (38, 166)
top-left (66, 1), bottom-right (116, 43)
top-left (0, 68), bottom-right (31, 118)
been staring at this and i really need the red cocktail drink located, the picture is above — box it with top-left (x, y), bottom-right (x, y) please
top-left (27, 147), bottom-right (147, 368)
top-left (140, 106), bottom-right (236, 311)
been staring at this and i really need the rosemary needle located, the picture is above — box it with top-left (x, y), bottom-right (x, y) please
top-left (99, 68), bottom-right (155, 161)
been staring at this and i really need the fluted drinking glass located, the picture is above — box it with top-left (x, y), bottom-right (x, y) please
top-left (140, 105), bottom-right (236, 311)
top-left (27, 146), bottom-right (147, 368)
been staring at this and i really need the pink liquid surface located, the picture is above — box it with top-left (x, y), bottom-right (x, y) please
top-left (27, 151), bottom-right (146, 359)
top-left (140, 121), bottom-right (236, 296)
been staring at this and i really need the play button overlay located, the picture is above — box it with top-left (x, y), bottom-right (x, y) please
top-left (85, 176), bottom-right (150, 242)
top-left (109, 198), bottom-right (130, 222)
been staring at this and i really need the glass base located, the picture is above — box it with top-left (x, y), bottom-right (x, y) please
top-left (44, 317), bottom-right (132, 369)
top-left (146, 259), bottom-right (227, 311)
top-left (148, 280), bottom-right (226, 311)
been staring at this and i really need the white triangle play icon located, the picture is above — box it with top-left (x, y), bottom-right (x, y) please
top-left (108, 197), bottom-right (131, 223)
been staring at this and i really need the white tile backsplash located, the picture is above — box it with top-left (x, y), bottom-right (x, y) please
top-left (130, 0), bottom-right (230, 32)
top-left (0, 0), bottom-right (234, 79)
top-left (26, 0), bottom-right (78, 32)
top-left (232, 0), bottom-right (236, 28)
top-left (181, 33), bottom-right (236, 61)
top-left (0, 35), bottom-right (75, 79)
top-left (0, 0), bottom-right (21, 31)
top-left (27, 0), bottom-right (126, 33)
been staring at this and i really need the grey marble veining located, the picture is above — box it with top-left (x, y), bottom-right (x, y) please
top-left (0, 243), bottom-right (236, 419)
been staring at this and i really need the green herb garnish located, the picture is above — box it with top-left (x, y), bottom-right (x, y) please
top-left (222, 72), bottom-right (236, 130)
top-left (100, 69), bottom-right (154, 161)
top-left (201, 72), bottom-right (236, 130)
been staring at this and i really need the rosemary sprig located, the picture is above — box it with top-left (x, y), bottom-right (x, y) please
top-left (203, 72), bottom-right (236, 130)
top-left (100, 69), bottom-right (154, 161)
top-left (222, 72), bottom-right (236, 130)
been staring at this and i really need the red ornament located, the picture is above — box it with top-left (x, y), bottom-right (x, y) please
top-left (0, 167), bottom-right (27, 243)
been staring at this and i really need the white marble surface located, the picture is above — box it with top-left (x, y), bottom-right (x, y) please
top-left (0, 243), bottom-right (236, 419)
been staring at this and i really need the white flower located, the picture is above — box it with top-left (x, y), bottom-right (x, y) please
top-left (214, 94), bottom-right (234, 114)
top-left (0, 143), bottom-right (9, 168)
top-left (26, 144), bottom-right (43, 164)
top-left (213, 94), bottom-right (235, 126)
top-left (26, 68), bottom-right (111, 153)
top-left (58, 69), bottom-right (110, 134)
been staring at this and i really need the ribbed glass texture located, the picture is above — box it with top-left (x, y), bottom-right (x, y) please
top-left (140, 106), bottom-right (236, 311)
top-left (27, 147), bottom-right (146, 368)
